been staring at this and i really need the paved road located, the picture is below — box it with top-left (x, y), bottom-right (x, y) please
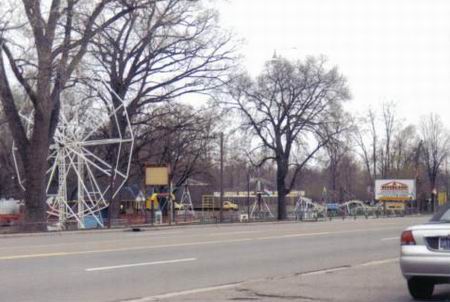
top-left (0, 216), bottom-right (445, 302)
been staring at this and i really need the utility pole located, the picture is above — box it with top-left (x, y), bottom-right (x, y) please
top-left (414, 140), bottom-right (423, 213)
top-left (219, 132), bottom-right (224, 223)
top-left (444, 158), bottom-right (449, 209)
top-left (247, 169), bottom-right (251, 218)
top-left (169, 181), bottom-right (173, 225)
top-left (107, 167), bottom-right (115, 229)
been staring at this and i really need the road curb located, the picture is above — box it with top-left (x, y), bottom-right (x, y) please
top-left (0, 219), bottom-right (302, 238)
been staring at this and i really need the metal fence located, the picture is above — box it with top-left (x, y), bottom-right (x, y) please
top-left (0, 202), bottom-right (431, 235)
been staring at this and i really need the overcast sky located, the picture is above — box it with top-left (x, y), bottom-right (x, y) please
top-left (214, 0), bottom-right (450, 127)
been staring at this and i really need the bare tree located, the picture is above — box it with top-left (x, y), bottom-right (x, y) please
top-left (380, 102), bottom-right (397, 178)
top-left (420, 113), bottom-right (450, 211)
top-left (368, 109), bottom-right (378, 182)
top-left (0, 0), bottom-right (138, 230)
top-left (84, 0), bottom-right (234, 217)
top-left (391, 125), bottom-right (418, 178)
top-left (89, 0), bottom-right (234, 135)
top-left (354, 108), bottom-right (378, 197)
top-left (133, 103), bottom-right (218, 188)
top-left (323, 112), bottom-right (353, 202)
top-left (228, 56), bottom-right (350, 220)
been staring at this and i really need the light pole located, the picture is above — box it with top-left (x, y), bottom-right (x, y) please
top-left (219, 132), bottom-right (224, 223)
top-left (247, 168), bottom-right (251, 218)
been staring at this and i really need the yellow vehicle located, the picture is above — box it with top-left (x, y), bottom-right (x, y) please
top-left (223, 200), bottom-right (239, 211)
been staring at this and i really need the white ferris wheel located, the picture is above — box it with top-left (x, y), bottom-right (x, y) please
top-left (13, 80), bottom-right (134, 229)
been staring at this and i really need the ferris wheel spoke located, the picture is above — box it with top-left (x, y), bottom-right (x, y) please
top-left (11, 142), bottom-right (26, 191)
top-left (61, 198), bottom-right (84, 227)
top-left (46, 195), bottom-right (57, 208)
top-left (68, 170), bottom-right (104, 220)
top-left (110, 167), bottom-right (129, 197)
top-left (101, 184), bottom-right (111, 199)
top-left (45, 156), bottom-right (59, 193)
top-left (80, 137), bottom-right (133, 147)
top-left (112, 178), bottom-right (128, 198)
top-left (69, 147), bottom-right (113, 177)
top-left (110, 103), bottom-right (124, 141)
top-left (114, 140), bottom-right (123, 176)
top-left (46, 195), bottom-right (83, 227)
top-left (83, 158), bottom-right (109, 207)
top-left (81, 102), bottom-right (126, 142)
top-left (113, 168), bottom-right (127, 179)
top-left (47, 149), bottom-right (57, 159)
top-left (113, 137), bottom-right (134, 197)
top-left (80, 146), bottom-right (113, 171)
top-left (81, 146), bottom-right (128, 181)
top-left (64, 148), bottom-right (78, 183)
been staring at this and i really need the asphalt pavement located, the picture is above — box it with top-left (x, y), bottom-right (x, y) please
top-left (0, 216), bottom-right (445, 302)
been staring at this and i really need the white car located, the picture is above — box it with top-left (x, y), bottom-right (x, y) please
top-left (400, 203), bottom-right (450, 299)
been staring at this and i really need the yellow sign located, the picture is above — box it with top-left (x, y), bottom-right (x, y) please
top-left (385, 201), bottom-right (405, 210)
top-left (438, 192), bottom-right (447, 206)
top-left (379, 196), bottom-right (412, 201)
top-left (145, 165), bottom-right (169, 186)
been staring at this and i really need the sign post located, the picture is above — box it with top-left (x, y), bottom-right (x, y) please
top-left (145, 164), bottom-right (170, 224)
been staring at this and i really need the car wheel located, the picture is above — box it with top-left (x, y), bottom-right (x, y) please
top-left (407, 277), bottom-right (434, 300)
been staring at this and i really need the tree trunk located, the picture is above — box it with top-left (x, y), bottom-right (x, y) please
top-left (430, 178), bottom-right (437, 213)
top-left (330, 159), bottom-right (337, 201)
top-left (276, 160), bottom-right (288, 220)
top-left (22, 119), bottom-right (50, 232)
top-left (107, 93), bottom-right (128, 221)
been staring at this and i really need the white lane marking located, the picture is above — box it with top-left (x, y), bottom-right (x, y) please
top-left (0, 232), bottom-right (185, 251)
top-left (255, 232), bottom-right (332, 241)
top-left (0, 238), bottom-right (253, 260)
top-left (123, 283), bottom-right (240, 302)
top-left (281, 232), bottom-right (331, 238)
top-left (357, 258), bottom-right (399, 267)
top-left (0, 226), bottom-right (405, 261)
top-left (0, 229), bottom-right (256, 252)
top-left (0, 230), bottom-right (260, 253)
top-left (381, 236), bottom-right (399, 241)
top-left (124, 231), bottom-right (185, 237)
top-left (209, 230), bottom-right (262, 236)
top-left (85, 258), bottom-right (196, 272)
top-left (301, 266), bottom-right (350, 276)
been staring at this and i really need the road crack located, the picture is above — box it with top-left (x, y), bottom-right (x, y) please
top-left (232, 287), bottom-right (326, 301)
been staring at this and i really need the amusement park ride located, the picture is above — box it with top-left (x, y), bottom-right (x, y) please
top-left (13, 78), bottom-right (134, 229)
top-left (250, 179), bottom-right (274, 219)
top-left (179, 181), bottom-right (195, 216)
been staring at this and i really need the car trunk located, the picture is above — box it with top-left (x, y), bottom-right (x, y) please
top-left (412, 223), bottom-right (450, 252)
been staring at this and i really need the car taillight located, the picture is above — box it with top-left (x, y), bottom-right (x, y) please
top-left (401, 230), bottom-right (416, 245)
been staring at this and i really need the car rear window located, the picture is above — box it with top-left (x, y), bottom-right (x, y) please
top-left (430, 203), bottom-right (450, 222)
